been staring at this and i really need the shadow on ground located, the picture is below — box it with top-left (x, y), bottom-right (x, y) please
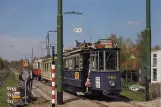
top-left (63, 89), bottom-right (132, 104)
top-left (84, 94), bottom-right (132, 103)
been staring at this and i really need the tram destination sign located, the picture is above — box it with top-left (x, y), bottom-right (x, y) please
top-left (98, 39), bottom-right (113, 48)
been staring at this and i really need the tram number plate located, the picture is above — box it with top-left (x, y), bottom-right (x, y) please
top-left (95, 77), bottom-right (100, 88)
top-left (75, 72), bottom-right (79, 80)
top-left (108, 76), bottom-right (116, 79)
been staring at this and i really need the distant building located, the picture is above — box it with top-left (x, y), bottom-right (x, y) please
top-left (151, 50), bottom-right (161, 83)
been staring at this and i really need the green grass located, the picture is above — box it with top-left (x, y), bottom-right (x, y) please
top-left (121, 88), bottom-right (145, 101)
top-left (0, 71), bottom-right (18, 107)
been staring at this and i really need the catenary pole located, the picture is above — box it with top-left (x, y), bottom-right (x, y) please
top-left (146, 0), bottom-right (151, 101)
top-left (57, 0), bottom-right (63, 105)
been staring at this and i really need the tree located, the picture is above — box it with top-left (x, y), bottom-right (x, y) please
top-left (135, 30), bottom-right (146, 68)
top-left (152, 45), bottom-right (161, 51)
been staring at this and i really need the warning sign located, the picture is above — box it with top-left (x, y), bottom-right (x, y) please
top-left (23, 60), bottom-right (29, 67)
top-left (75, 72), bottom-right (79, 80)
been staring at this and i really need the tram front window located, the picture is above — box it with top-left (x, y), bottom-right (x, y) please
top-left (90, 50), bottom-right (119, 71)
top-left (105, 51), bottom-right (117, 70)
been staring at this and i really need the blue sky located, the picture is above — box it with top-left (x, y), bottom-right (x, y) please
top-left (0, 0), bottom-right (160, 61)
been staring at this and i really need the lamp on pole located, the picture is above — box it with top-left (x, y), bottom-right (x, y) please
top-left (64, 11), bottom-right (83, 42)
top-left (145, 0), bottom-right (151, 101)
top-left (64, 11), bottom-right (83, 15)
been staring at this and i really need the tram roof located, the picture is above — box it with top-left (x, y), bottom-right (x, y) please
top-left (63, 39), bottom-right (120, 56)
top-left (63, 47), bottom-right (120, 56)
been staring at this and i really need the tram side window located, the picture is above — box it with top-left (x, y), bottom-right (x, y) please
top-left (105, 51), bottom-right (117, 70)
top-left (44, 63), bottom-right (46, 71)
top-left (90, 52), bottom-right (98, 71)
top-left (74, 57), bottom-right (79, 70)
top-left (67, 57), bottom-right (79, 70)
top-left (48, 63), bottom-right (50, 71)
top-left (64, 59), bottom-right (69, 70)
top-left (43, 63), bottom-right (44, 71)
top-left (40, 63), bottom-right (41, 69)
top-left (47, 63), bottom-right (49, 71)
top-left (38, 62), bottom-right (40, 69)
top-left (91, 56), bottom-right (95, 70)
top-left (99, 52), bottom-right (104, 70)
top-left (68, 59), bottom-right (73, 70)
top-left (45, 63), bottom-right (48, 71)
top-left (45, 63), bottom-right (47, 71)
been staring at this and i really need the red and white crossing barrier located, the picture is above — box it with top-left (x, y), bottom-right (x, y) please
top-left (7, 93), bottom-right (13, 97)
top-left (7, 87), bottom-right (17, 91)
top-left (7, 100), bottom-right (13, 104)
top-left (7, 86), bottom-right (20, 105)
top-left (52, 64), bottom-right (55, 107)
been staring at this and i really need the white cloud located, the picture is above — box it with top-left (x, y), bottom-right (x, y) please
top-left (0, 35), bottom-right (45, 61)
top-left (128, 21), bottom-right (143, 26)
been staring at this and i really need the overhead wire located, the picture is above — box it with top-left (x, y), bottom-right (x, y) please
top-left (67, 0), bottom-right (103, 43)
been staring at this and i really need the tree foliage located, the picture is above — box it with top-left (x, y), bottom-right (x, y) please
top-left (0, 57), bottom-right (10, 86)
top-left (107, 30), bottom-right (151, 72)
top-left (152, 45), bottom-right (161, 51)
top-left (135, 30), bottom-right (146, 65)
top-left (0, 57), bottom-right (10, 70)
top-left (10, 60), bottom-right (22, 69)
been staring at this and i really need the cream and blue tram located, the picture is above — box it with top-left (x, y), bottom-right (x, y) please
top-left (63, 39), bottom-right (121, 96)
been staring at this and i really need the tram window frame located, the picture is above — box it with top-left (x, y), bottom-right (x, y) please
top-left (64, 59), bottom-right (69, 70)
top-left (68, 58), bottom-right (73, 70)
top-left (38, 62), bottom-right (40, 69)
top-left (74, 57), bottom-right (79, 70)
top-left (105, 51), bottom-right (118, 71)
top-left (64, 55), bottom-right (80, 70)
top-left (43, 62), bottom-right (46, 71)
top-left (44, 63), bottom-right (45, 71)
top-left (46, 63), bottom-right (47, 71)
top-left (99, 51), bottom-right (104, 71)
top-left (47, 63), bottom-right (50, 71)
top-left (90, 52), bottom-right (99, 71)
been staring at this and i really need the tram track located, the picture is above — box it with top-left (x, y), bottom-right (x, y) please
top-left (33, 80), bottom-right (142, 107)
top-left (33, 80), bottom-right (110, 107)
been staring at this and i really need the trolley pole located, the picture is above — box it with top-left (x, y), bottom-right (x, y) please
top-left (145, 0), bottom-right (151, 101)
top-left (57, 0), bottom-right (63, 105)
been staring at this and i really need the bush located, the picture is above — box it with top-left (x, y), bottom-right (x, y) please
top-left (0, 57), bottom-right (11, 86)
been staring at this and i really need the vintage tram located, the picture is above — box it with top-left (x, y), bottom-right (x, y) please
top-left (33, 39), bottom-right (121, 96)
top-left (63, 39), bottom-right (121, 96)
top-left (33, 58), bottom-right (43, 80)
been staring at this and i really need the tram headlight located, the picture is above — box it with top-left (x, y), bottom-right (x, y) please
top-left (109, 81), bottom-right (116, 87)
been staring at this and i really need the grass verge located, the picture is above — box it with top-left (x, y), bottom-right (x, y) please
top-left (0, 71), bottom-right (18, 107)
top-left (121, 88), bottom-right (145, 101)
